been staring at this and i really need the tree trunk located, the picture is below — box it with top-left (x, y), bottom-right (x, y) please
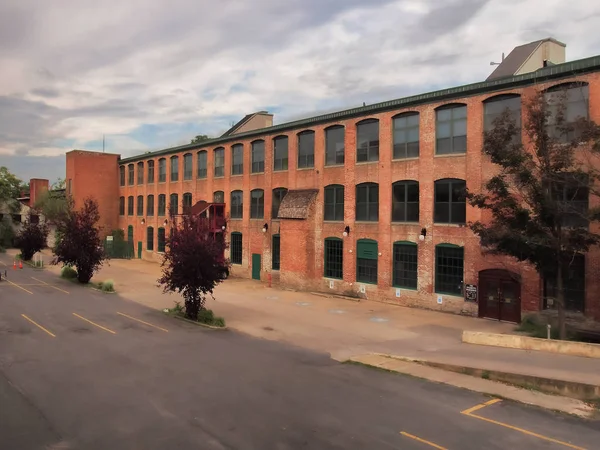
top-left (556, 263), bottom-right (567, 340)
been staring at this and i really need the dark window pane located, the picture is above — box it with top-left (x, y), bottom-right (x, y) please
top-left (120, 166), bottom-right (125, 186)
top-left (324, 185), bottom-right (344, 221)
top-left (272, 188), bottom-right (288, 219)
top-left (137, 196), bottom-right (143, 215)
top-left (250, 190), bottom-right (264, 219)
top-left (183, 153), bottom-right (193, 180)
top-left (232, 144), bottom-right (243, 175)
top-left (356, 183), bottom-right (378, 222)
top-left (251, 141), bottom-right (265, 173)
top-left (230, 233), bottom-right (243, 264)
top-left (392, 181), bottom-right (419, 223)
top-left (147, 195), bottom-right (154, 216)
top-left (158, 195), bottom-right (166, 216)
top-left (137, 162), bottom-right (144, 184)
top-left (147, 161), bottom-right (155, 183)
top-left (435, 246), bottom-right (464, 295)
top-left (274, 136), bottom-right (289, 171)
top-left (436, 105), bottom-right (467, 155)
top-left (158, 228), bottom-right (166, 252)
top-left (147, 227), bottom-right (154, 251)
top-left (158, 159), bottom-right (166, 182)
top-left (197, 152), bottom-right (207, 178)
top-left (214, 148), bottom-right (224, 177)
top-left (298, 131), bottom-right (315, 169)
top-left (356, 120), bottom-right (379, 162)
top-left (128, 164), bottom-right (134, 185)
top-left (213, 191), bottom-right (224, 203)
top-left (324, 239), bottom-right (343, 279)
top-left (272, 235), bottom-right (280, 270)
top-left (325, 126), bottom-right (345, 165)
top-left (170, 156), bottom-right (179, 182)
top-left (127, 196), bottom-right (134, 215)
top-left (119, 197), bottom-right (125, 215)
top-left (393, 243), bottom-right (418, 289)
top-left (230, 191), bottom-right (243, 219)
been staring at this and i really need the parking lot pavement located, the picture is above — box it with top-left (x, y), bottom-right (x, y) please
top-left (1, 259), bottom-right (599, 449)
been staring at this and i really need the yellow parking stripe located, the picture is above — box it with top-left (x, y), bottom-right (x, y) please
top-left (21, 314), bottom-right (56, 338)
top-left (116, 312), bottom-right (168, 332)
top-left (31, 277), bottom-right (70, 294)
top-left (72, 313), bottom-right (116, 334)
top-left (400, 432), bottom-right (447, 449)
top-left (461, 399), bottom-right (585, 450)
top-left (5, 279), bottom-right (33, 295)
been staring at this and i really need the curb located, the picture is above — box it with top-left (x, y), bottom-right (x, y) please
top-left (463, 330), bottom-right (600, 359)
top-left (168, 313), bottom-right (228, 330)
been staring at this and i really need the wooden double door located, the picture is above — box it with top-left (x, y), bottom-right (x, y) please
top-left (478, 270), bottom-right (521, 323)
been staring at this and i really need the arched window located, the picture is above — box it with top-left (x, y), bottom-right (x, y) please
top-left (544, 82), bottom-right (589, 142)
top-left (157, 194), bottom-right (166, 216)
top-left (158, 158), bottom-right (166, 182)
top-left (183, 192), bottom-right (193, 213)
top-left (147, 160), bottom-right (155, 183)
top-left (325, 125), bottom-right (345, 166)
top-left (324, 237), bottom-right (343, 279)
top-left (119, 166), bottom-right (125, 186)
top-left (213, 190), bottom-right (224, 203)
top-left (434, 179), bottom-right (466, 224)
top-left (392, 181), bottom-right (419, 222)
top-left (356, 119), bottom-right (379, 162)
top-left (272, 234), bottom-right (281, 270)
top-left (183, 153), bottom-right (193, 180)
top-left (127, 196), bottom-right (134, 216)
top-left (230, 232), bottom-right (242, 264)
top-left (231, 144), bottom-right (244, 175)
top-left (170, 155), bottom-right (179, 182)
top-left (250, 189), bottom-right (264, 219)
top-left (127, 164), bottom-right (134, 185)
top-left (214, 147), bottom-right (225, 177)
top-left (197, 151), bottom-right (207, 178)
top-left (436, 104), bottom-right (467, 155)
top-left (393, 112), bottom-right (419, 159)
top-left (119, 196), bottom-right (125, 215)
top-left (324, 185), bottom-right (344, 221)
top-left (147, 195), bottom-right (154, 216)
top-left (273, 136), bottom-right (288, 171)
top-left (157, 228), bottom-right (166, 252)
top-left (251, 140), bottom-right (265, 173)
top-left (483, 94), bottom-right (521, 144)
top-left (147, 227), bottom-right (154, 251)
top-left (169, 193), bottom-right (178, 216)
top-left (272, 188), bottom-right (288, 219)
top-left (355, 182), bottom-right (379, 222)
top-left (230, 190), bottom-right (243, 219)
top-left (357, 239), bottom-right (378, 284)
top-left (393, 241), bottom-right (417, 289)
top-left (137, 161), bottom-right (144, 184)
top-left (136, 195), bottom-right (143, 216)
top-left (297, 130), bottom-right (315, 168)
top-left (435, 244), bottom-right (464, 296)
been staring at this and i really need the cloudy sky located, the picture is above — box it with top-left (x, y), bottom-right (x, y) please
top-left (1, 0), bottom-right (599, 183)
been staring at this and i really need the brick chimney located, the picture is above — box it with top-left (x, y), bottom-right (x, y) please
top-left (29, 178), bottom-right (49, 207)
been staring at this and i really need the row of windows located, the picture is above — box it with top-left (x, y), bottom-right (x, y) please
top-left (119, 193), bottom-right (193, 217)
top-left (119, 83), bottom-right (590, 187)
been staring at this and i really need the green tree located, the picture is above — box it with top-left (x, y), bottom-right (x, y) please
top-left (15, 214), bottom-right (48, 260)
top-left (468, 89), bottom-right (600, 339)
top-left (0, 166), bottom-right (23, 214)
top-left (34, 190), bottom-right (71, 224)
top-left (51, 178), bottom-right (66, 190)
top-left (52, 197), bottom-right (107, 283)
top-left (190, 134), bottom-right (210, 144)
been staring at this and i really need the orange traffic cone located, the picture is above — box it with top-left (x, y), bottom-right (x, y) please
top-left (13, 261), bottom-right (16, 270)
top-left (19, 260), bottom-right (23, 269)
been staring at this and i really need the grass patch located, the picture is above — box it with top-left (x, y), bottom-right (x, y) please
top-left (0, 246), bottom-right (6, 253)
top-left (164, 302), bottom-right (226, 328)
top-left (515, 314), bottom-right (563, 339)
top-left (97, 279), bottom-right (115, 293)
top-left (60, 266), bottom-right (78, 280)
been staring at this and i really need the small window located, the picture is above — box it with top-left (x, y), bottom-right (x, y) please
top-left (213, 191), bottom-right (224, 203)
top-left (434, 179), bottom-right (466, 224)
top-left (169, 193), bottom-right (178, 216)
top-left (214, 148), bottom-right (225, 177)
top-left (436, 104), bottom-right (467, 155)
top-left (355, 183), bottom-right (379, 222)
top-left (230, 233), bottom-right (242, 264)
top-left (147, 195), bottom-right (154, 216)
top-left (393, 112), bottom-right (419, 159)
top-left (137, 162), bottom-right (144, 184)
top-left (230, 190), bottom-right (243, 219)
top-left (553, 174), bottom-right (589, 228)
top-left (170, 155), bottom-right (179, 182)
top-left (356, 119), bottom-right (379, 162)
top-left (392, 181), bottom-right (419, 222)
top-left (324, 238), bottom-right (343, 279)
top-left (127, 196), bottom-right (134, 215)
top-left (250, 189), bottom-right (264, 219)
top-left (272, 235), bottom-right (281, 270)
top-left (182, 192), bottom-right (192, 213)
top-left (324, 185), bottom-right (344, 221)
top-left (183, 153), bottom-right (193, 180)
top-left (119, 196), bottom-right (125, 215)
top-left (157, 228), bottom-right (166, 252)
top-left (393, 242), bottom-right (417, 289)
top-left (147, 227), bottom-right (154, 251)
top-left (158, 194), bottom-right (166, 216)
top-left (544, 82), bottom-right (590, 142)
top-left (356, 239), bottom-right (378, 284)
top-left (544, 254), bottom-right (585, 312)
top-left (325, 125), bottom-right (345, 166)
top-left (158, 158), bottom-right (166, 182)
top-left (435, 244), bottom-right (464, 295)
top-left (298, 130), bottom-right (315, 169)
top-left (251, 140), bottom-right (265, 173)
top-left (137, 195), bottom-right (143, 216)
top-left (273, 136), bottom-right (289, 171)
top-left (128, 164), bottom-right (134, 185)
top-left (272, 188), bottom-right (288, 219)
top-left (231, 144), bottom-right (243, 175)
top-left (197, 151), bottom-right (207, 178)
top-left (484, 94), bottom-right (522, 144)
top-left (147, 160), bottom-right (155, 184)
top-left (119, 166), bottom-right (125, 186)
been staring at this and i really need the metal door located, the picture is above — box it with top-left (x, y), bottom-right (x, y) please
top-left (252, 254), bottom-right (261, 280)
top-left (479, 270), bottom-right (521, 323)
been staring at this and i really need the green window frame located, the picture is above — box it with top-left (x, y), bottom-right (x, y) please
top-left (272, 234), bottom-right (281, 270)
top-left (357, 239), bottom-right (378, 284)
top-left (393, 112), bottom-right (419, 159)
top-left (324, 237), bottom-right (343, 279)
top-left (157, 227), bottom-right (166, 253)
top-left (147, 227), bottom-right (154, 251)
top-left (393, 241), bottom-right (417, 289)
top-left (435, 244), bottom-right (464, 296)
top-left (230, 232), bottom-right (242, 264)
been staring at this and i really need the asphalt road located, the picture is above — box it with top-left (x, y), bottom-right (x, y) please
top-left (1, 257), bottom-right (599, 450)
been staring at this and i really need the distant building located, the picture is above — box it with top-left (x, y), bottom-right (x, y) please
top-left (66, 38), bottom-right (600, 322)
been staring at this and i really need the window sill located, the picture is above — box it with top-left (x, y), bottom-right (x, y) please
top-left (433, 153), bottom-right (466, 158)
top-left (323, 220), bottom-right (344, 223)
top-left (323, 276), bottom-right (343, 281)
top-left (324, 164), bottom-right (344, 168)
top-left (393, 285), bottom-right (417, 291)
top-left (230, 174), bottom-right (243, 178)
top-left (183, 178), bottom-right (193, 182)
top-left (214, 176), bottom-right (224, 179)
top-left (158, 181), bottom-right (166, 184)
top-left (435, 291), bottom-right (464, 298)
top-left (354, 221), bottom-right (380, 225)
top-left (197, 177), bottom-right (207, 181)
top-left (251, 172), bottom-right (265, 175)
top-left (357, 280), bottom-right (378, 285)
top-left (392, 157), bottom-right (419, 162)
top-left (170, 180), bottom-right (179, 183)
top-left (250, 218), bottom-right (265, 221)
top-left (296, 167), bottom-right (314, 171)
top-left (355, 160), bottom-right (378, 166)
top-left (273, 169), bottom-right (288, 173)
top-left (433, 223), bottom-right (466, 227)
top-left (229, 217), bottom-right (243, 221)
top-left (391, 221), bottom-right (419, 226)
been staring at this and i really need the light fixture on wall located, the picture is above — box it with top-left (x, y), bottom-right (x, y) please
top-left (141, 218), bottom-right (145, 225)
top-left (221, 225), bottom-right (226, 231)
top-left (262, 223), bottom-right (269, 233)
top-left (163, 219), bottom-right (168, 226)
top-left (343, 225), bottom-right (350, 237)
top-left (419, 228), bottom-right (427, 241)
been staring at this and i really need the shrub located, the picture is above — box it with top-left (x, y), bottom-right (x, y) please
top-left (14, 216), bottom-right (49, 261)
top-left (212, 316), bottom-right (226, 328)
top-left (61, 266), bottom-right (78, 279)
top-left (99, 280), bottom-right (115, 292)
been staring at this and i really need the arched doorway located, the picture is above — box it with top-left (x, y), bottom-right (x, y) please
top-left (478, 269), bottom-right (521, 323)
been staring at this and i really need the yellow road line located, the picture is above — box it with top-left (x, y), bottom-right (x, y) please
top-left (31, 276), bottom-right (70, 294)
top-left (21, 314), bottom-right (56, 338)
top-left (117, 312), bottom-right (168, 332)
top-left (461, 399), bottom-right (586, 450)
top-left (400, 432), bottom-right (447, 450)
top-left (5, 279), bottom-right (33, 295)
top-left (72, 313), bottom-right (116, 334)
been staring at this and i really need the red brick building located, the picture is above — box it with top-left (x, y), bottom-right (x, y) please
top-left (66, 42), bottom-right (600, 322)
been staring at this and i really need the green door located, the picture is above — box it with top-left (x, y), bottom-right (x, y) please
top-left (137, 241), bottom-right (142, 259)
top-left (251, 254), bottom-right (261, 280)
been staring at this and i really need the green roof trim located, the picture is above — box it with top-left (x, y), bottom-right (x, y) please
top-left (436, 243), bottom-right (462, 249)
top-left (119, 55), bottom-right (600, 164)
top-left (394, 240), bottom-right (417, 246)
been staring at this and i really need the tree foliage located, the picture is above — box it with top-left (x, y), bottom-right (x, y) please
top-left (468, 88), bottom-right (600, 338)
top-left (15, 214), bottom-right (48, 260)
top-left (190, 134), bottom-right (210, 144)
top-left (0, 166), bottom-right (23, 214)
top-left (158, 214), bottom-right (229, 320)
top-left (52, 197), bottom-right (107, 283)
top-left (34, 189), bottom-right (71, 224)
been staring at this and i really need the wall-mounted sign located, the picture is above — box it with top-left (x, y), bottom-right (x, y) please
top-left (465, 284), bottom-right (478, 302)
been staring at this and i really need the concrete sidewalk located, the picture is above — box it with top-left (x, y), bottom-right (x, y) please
top-left (25, 250), bottom-right (600, 390)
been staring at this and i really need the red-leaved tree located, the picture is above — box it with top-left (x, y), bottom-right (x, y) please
top-left (15, 214), bottom-right (49, 260)
top-left (158, 214), bottom-right (230, 320)
top-left (52, 197), bottom-right (107, 283)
